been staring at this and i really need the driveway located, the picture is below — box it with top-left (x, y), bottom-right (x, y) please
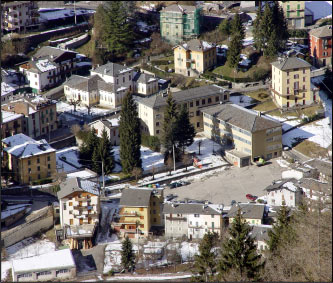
top-left (164, 159), bottom-right (285, 206)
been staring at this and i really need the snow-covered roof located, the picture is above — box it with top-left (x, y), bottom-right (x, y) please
top-left (39, 8), bottom-right (95, 22)
top-left (306, 1), bottom-right (332, 21)
top-left (58, 177), bottom-right (100, 199)
top-left (1, 82), bottom-right (16, 96)
top-left (1, 111), bottom-right (23, 124)
top-left (11, 249), bottom-right (75, 273)
top-left (2, 133), bottom-right (35, 148)
top-left (35, 59), bottom-right (57, 72)
top-left (1, 204), bottom-right (30, 220)
top-left (67, 169), bottom-right (97, 179)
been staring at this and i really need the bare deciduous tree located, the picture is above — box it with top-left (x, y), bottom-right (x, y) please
top-left (132, 167), bottom-right (143, 182)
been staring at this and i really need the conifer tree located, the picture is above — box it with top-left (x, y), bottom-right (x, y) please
top-left (253, 2), bottom-right (264, 53)
top-left (175, 104), bottom-right (195, 153)
top-left (219, 18), bottom-right (231, 36)
top-left (92, 128), bottom-right (115, 175)
top-left (193, 232), bottom-right (219, 282)
top-left (218, 209), bottom-right (264, 281)
top-left (79, 128), bottom-right (99, 168)
top-left (162, 93), bottom-right (178, 156)
top-left (266, 30), bottom-right (279, 58)
top-left (230, 12), bottom-right (245, 40)
top-left (119, 92), bottom-right (142, 174)
top-left (121, 236), bottom-right (135, 272)
top-left (227, 13), bottom-right (244, 69)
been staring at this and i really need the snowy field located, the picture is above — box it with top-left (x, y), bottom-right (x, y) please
top-left (56, 146), bottom-right (81, 172)
top-left (1, 238), bottom-right (55, 280)
top-left (187, 137), bottom-right (223, 164)
top-left (229, 94), bottom-right (254, 107)
top-left (56, 101), bottom-right (114, 117)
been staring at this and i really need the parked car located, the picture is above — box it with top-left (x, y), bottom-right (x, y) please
top-left (167, 181), bottom-right (183, 189)
top-left (246, 194), bottom-right (257, 201)
top-left (166, 194), bottom-right (177, 201)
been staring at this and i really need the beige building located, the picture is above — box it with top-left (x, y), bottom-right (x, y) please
top-left (89, 118), bottom-right (120, 146)
top-left (58, 177), bottom-right (100, 250)
top-left (2, 134), bottom-right (56, 184)
top-left (270, 57), bottom-right (320, 109)
top-left (1, 111), bottom-right (24, 139)
top-left (136, 85), bottom-right (230, 138)
top-left (112, 188), bottom-right (164, 239)
top-left (202, 103), bottom-right (282, 162)
top-left (174, 39), bottom-right (216, 77)
top-left (227, 203), bottom-right (266, 225)
top-left (279, 1), bottom-right (305, 28)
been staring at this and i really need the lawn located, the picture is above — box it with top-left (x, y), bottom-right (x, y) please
top-left (294, 140), bottom-right (329, 158)
top-left (75, 38), bottom-right (94, 57)
top-left (152, 55), bottom-right (174, 71)
top-left (268, 104), bottom-right (325, 119)
top-left (253, 100), bottom-right (278, 113)
top-left (245, 89), bottom-right (271, 102)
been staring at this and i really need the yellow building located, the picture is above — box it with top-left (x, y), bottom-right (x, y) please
top-left (279, 1), bottom-right (305, 28)
top-left (174, 39), bottom-right (216, 77)
top-left (112, 188), bottom-right (164, 239)
top-left (227, 203), bottom-right (265, 225)
top-left (57, 177), bottom-right (100, 250)
top-left (270, 57), bottom-right (320, 109)
top-left (137, 85), bottom-right (230, 137)
top-left (202, 103), bottom-right (282, 162)
top-left (2, 133), bottom-right (56, 184)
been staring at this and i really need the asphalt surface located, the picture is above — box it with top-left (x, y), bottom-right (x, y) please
top-left (164, 159), bottom-right (286, 206)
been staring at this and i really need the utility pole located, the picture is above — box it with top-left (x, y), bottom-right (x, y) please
top-left (102, 159), bottom-right (105, 197)
top-left (172, 144), bottom-right (176, 172)
top-left (74, 1), bottom-right (77, 26)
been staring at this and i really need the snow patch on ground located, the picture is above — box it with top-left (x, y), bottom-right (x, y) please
top-left (187, 137), bottom-right (223, 165)
top-left (56, 146), bottom-right (82, 172)
top-left (229, 94), bottom-right (254, 107)
top-left (277, 159), bottom-right (291, 168)
top-left (282, 169), bottom-right (303, 180)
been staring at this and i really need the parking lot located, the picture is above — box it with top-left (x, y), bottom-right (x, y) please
top-left (163, 159), bottom-right (286, 206)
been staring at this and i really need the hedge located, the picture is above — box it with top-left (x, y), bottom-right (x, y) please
top-left (32, 178), bottom-right (53, 186)
top-left (142, 134), bottom-right (161, 152)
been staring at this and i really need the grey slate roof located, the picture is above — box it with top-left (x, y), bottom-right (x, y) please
top-left (264, 178), bottom-right (302, 193)
top-left (34, 46), bottom-right (76, 60)
top-left (133, 72), bottom-right (157, 84)
top-left (227, 203), bottom-right (265, 219)
top-left (271, 57), bottom-right (311, 71)
top-left (304, 159), bottom-right (332, 178)
top-left (65, 75), bottom-right (114, 93)
top-left (136, 85), bottom-right (228, 108)
top-left (309, 25), bottom-right (332, 38)
top-left (58, 177), bottom-right (100, 199)
top-left (202, 103), bottom-right (281, 133)
top-left (162, 4), bottom-right (197, 13)
top-left (250, 225), bottom-right (272, 242)
top-left (119, 189), bottom-right (152, 207)
top-left (65, 75), bottom-right (88, 88)
top-left (93, 62), bottom-right (132, 77)
top-left (179, 39), bottom-right (214, 52)
top-left (163, 203), bottom-right (221, 215)
top-left (297, 178), bottom-right (331, 193)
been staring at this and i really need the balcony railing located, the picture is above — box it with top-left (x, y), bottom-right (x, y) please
top-left (188, 224), bottom-right (204, 229)
top-left (119, 211), bottom-right (139, 217)
top-left (166, 216), bottom-right (187, 221)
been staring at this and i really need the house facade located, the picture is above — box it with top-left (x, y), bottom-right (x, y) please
top-left (2, 134), bottom-right (56, 184)
top-left (264, 179), bottom-right (304, 207)
top-left (227, 203), bottom-right (266, 225)
top-left (133, 73), bottom-right (159, 96)
top-left (58, 177), bottom-right (100, 250)
top-left (163, 203), bottom-right (224, 240)
top-left (136, 85), bottom-right (230, 138)
top-left (89, 118), bottom-right (120, 146)
top-left (1, 111), bottom-right (24, 138)
top-left (160, 4), bottom-right (202, 45)
top-left (1, 1), bottom-right (40, 33)
top-left (270, 57), bottom-right (320, 109)
top-left (202, 103), bottom-right (282, 161)
top-left (279, 1), bottom-right (305, 28)
top-left (309, 25), bottom-right (332, 68)
top-left (174, 39), bottom-right (216, 77)
top-left (112, 188), bottom-right (164, 239)
top-left (11, 249), bottom-right (76, 282)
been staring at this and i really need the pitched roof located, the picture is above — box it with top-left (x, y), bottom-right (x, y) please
top-left (304, 159), bottom-right (332, 177)
top-left (136, 85), bottom-right (228, 108)
top-left (271, 57), bottom-right (311, 71)
top-left (297, 178), bottom-right (331, 193)
top-left (58, 177), bottom-right (100, 199)
top-left (133, 72), bottom-right (157, 84)
top-left (227, 203), bottom-right (265, 219)
top-left (177, 39), bottom-right (214, 52)
top-left (264, 178), bottom-right (302, 193)
top-left (119, 189), bottom-right (152, 207)
top-left (1, 111), bottom-right (23, 124)
top-left (163, 203), bottom-right (222, 215)
top-left (309, 25), bottom-right (332, 38)
top-left (202, 103), bottom-right (281, 133)
top-left (162, 4), bottom-right (197, 13)
top-left (64, 74), bottom-right (88, 88)
top-left (92, 62), bottom-right (133, 77)
top-left (34, 46), bottom-right (77, 61)
top-left (250, 225), bottom-right (272, 242)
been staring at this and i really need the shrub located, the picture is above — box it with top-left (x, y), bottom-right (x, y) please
top-left (32, 178), bottom-right (53, 186)
top-left (250, 68), bottom-right (269, 82)
top-left (142, 134), bottom-right (161, 152)
top-left (257, 199), bottom-right (264, 204)
top-left (108, 269), bottom-right (115, 276)
top-left (287, 158), bottom-right (295, 164)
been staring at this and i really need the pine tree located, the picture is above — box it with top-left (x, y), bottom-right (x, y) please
top-left (193, 232), bottom-right (219, 282)
top-left (162, 93), bottom-right (178, 155)
top-left (79, 128), bottom-right (99, 168)
top-left (218, 209), bottom-right (264, 281)
top-left (121, 236), bottom-right (135, 272)
top-left (175, 104), bottom-right (195, 153)
top-left (119, 92), bottom-right (142, 174)
top-left (92, 128), bottom-right (115, 175)
top-left (266, 30), bottom-right (279, 58)
top-left (267, 203), bottom-right (294, 253)
top-left (230, 12), bottom-right (245, 40)
top-left (253, 2), bottom-right (264, 53)
top-left (227, 34), bottom-right (242, 68)
top-left (272, 2), bottom-right (288, 51)
top-left (219, 18), bottom-right (231, 36)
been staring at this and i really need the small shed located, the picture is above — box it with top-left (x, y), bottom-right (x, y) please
top-left (225, 149), bottom-right (251, 167)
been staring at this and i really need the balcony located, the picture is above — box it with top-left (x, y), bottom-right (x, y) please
top-left (188, 224), bottom-right (204, 229)
top-left (270, 86), bottom-right (303, 99)
top-left (166, 216), bottom-right (187, 221)
top-left (119, 211), bottom-right (140, 217)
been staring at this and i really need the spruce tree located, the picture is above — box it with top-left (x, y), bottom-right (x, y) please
top-left (227, 35), bottom-right (242, 68)
top-left (79, 128), bottom-right (99, 168)
top-left (121, 236), bottom-right (135, 272)
top-left (219, 18), bottom-right (231, 37)
top-left (272, 2), bottom-right (288, 51)
top-left (253, 2), bottom-right (264, 54)
top-left (218, 209), bottom-right (264, 281)
top-left (193, 232), bottom-right (219, 282)
top-left (266, 30), bottom-right (279, 58)
top-left (92, 128), bottom-right (115, 175)
top-left (119, 92), bottom-right (142, 174)
top-left (175, 104), bottom-right (195, 153)
top-left (230, 13), bottom-right (245, 40)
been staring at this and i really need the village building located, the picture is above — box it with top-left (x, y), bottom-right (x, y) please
top-left (227, 203), bottom-right (266, 225)
top-left (270, 57), bottom-right (320, 109)
top-left (57, 177), bottom-right (100, 250)
top-left (133, 72), bottom-right (159, 96)
top-left (309, 25), bottom-right (332, 68)
top-left (136, 85), bottom-right (230, 137)
top-left (250, 225), bottom-right (272, 253)
top-left (89, 118), bottom-right (120, 146)
top-left (174, 39), bottom-right (216, 77)
top-left (2, 134), bottom-right (56, 184)
top-left (1, 111), bottom-right (25, 138)
top-left (279, 1), bottom-right (305, 28)
top-left (202, 103), bottom-right (282, 163)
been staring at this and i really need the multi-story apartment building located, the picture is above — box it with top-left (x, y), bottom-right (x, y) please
top-left (136, 85), bottom-right (230, 138)
top-left (1, 68), bottom-right (26, 104)
top-left (2, 95), bottom-right (57, 139)
top-left (279, 1), bottom-right (305, 28)
top-left (1, 111), bottom-right (24, 138)
top-left (163, 202), bottom-right (224, 240)
top-left (270, 57), bottom-right (320, 109)
top-left (309, 25), bottom-right (332, 68)
top-left (112, 188), bottom-right (164, 239)
top-left (1, 1), bottom-right (40, 33)
top-left (227, 203), bottom-right (266, 225)
top-left (19, 46), bottom-right (80, 93)
top-left (58, 177), bottom-right (100, 250)
top-left (160, 4), bottom-right (202, 44)
top-left (89, 118), bottom-right (120, 146)
top-left (2, 134), bottom-right (56, 184)
top-left (174, 39), bottom-right (216, 77)
top-left (202, 103), bottom-right (282, 161)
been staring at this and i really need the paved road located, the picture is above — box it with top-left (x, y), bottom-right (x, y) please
top-left (164, 159), bottom-right (286, 205)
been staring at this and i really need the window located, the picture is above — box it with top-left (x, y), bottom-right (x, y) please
top-left (28, 168), bottom-right (31, 173)
top-left (38, 174), bottom-right (41, 179)
top-left (197, 122), bottom-right (200, 128)
top-left (153, 210), bottom-right (156, 214)
top-left (156, 122), bottom-right (160, 126)
top-left (64, 204), bottom-right (66, 210)
top-left (37, 158), bottom-right (40, 163)
top-left (196, 100), bottom-right (199, 106)
top-left (37, 166), bottom-right (40, 171)
top-left (189, 112), bottom-right (194, 117)
top-left (28, 160), bottom-right (31, 165)
top-left (294, 74), bottom-right (299, 79)
top-left (224, 94), bottom-right (228, 100)
top-left (196, 110), bottom-right (200, 116)
top-left (216, 96), bottom-right (219, 102)
top-left (156, 130), bottom-right (160, 134)
top-left (208, 98), bottom-right (212, 103)
top-left (190, 101), bottom-right (193, 107)
top-left (287, 79), bottom-right (289, 84)
top-left (48, 164), bottom-right (51, 169)
top-left (287, 87), bottom-right (289, 94)
top-left (194, 214), bottom-right (200, 217)
top-left (211, 215), bottom-right (215, 218)
top-left (303, 77), bottom-right (305, 82)
top-left (56, 269), bottom-right (69, 275)
top-left (17, 273), bottom-right (32, 279)
top-left (202, 99), bottom-right (205, 105)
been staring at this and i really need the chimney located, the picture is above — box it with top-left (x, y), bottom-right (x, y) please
top-left (257, 111), bottom-right (261, 117)
top-left (204, 200), bottom-right (209, 205)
